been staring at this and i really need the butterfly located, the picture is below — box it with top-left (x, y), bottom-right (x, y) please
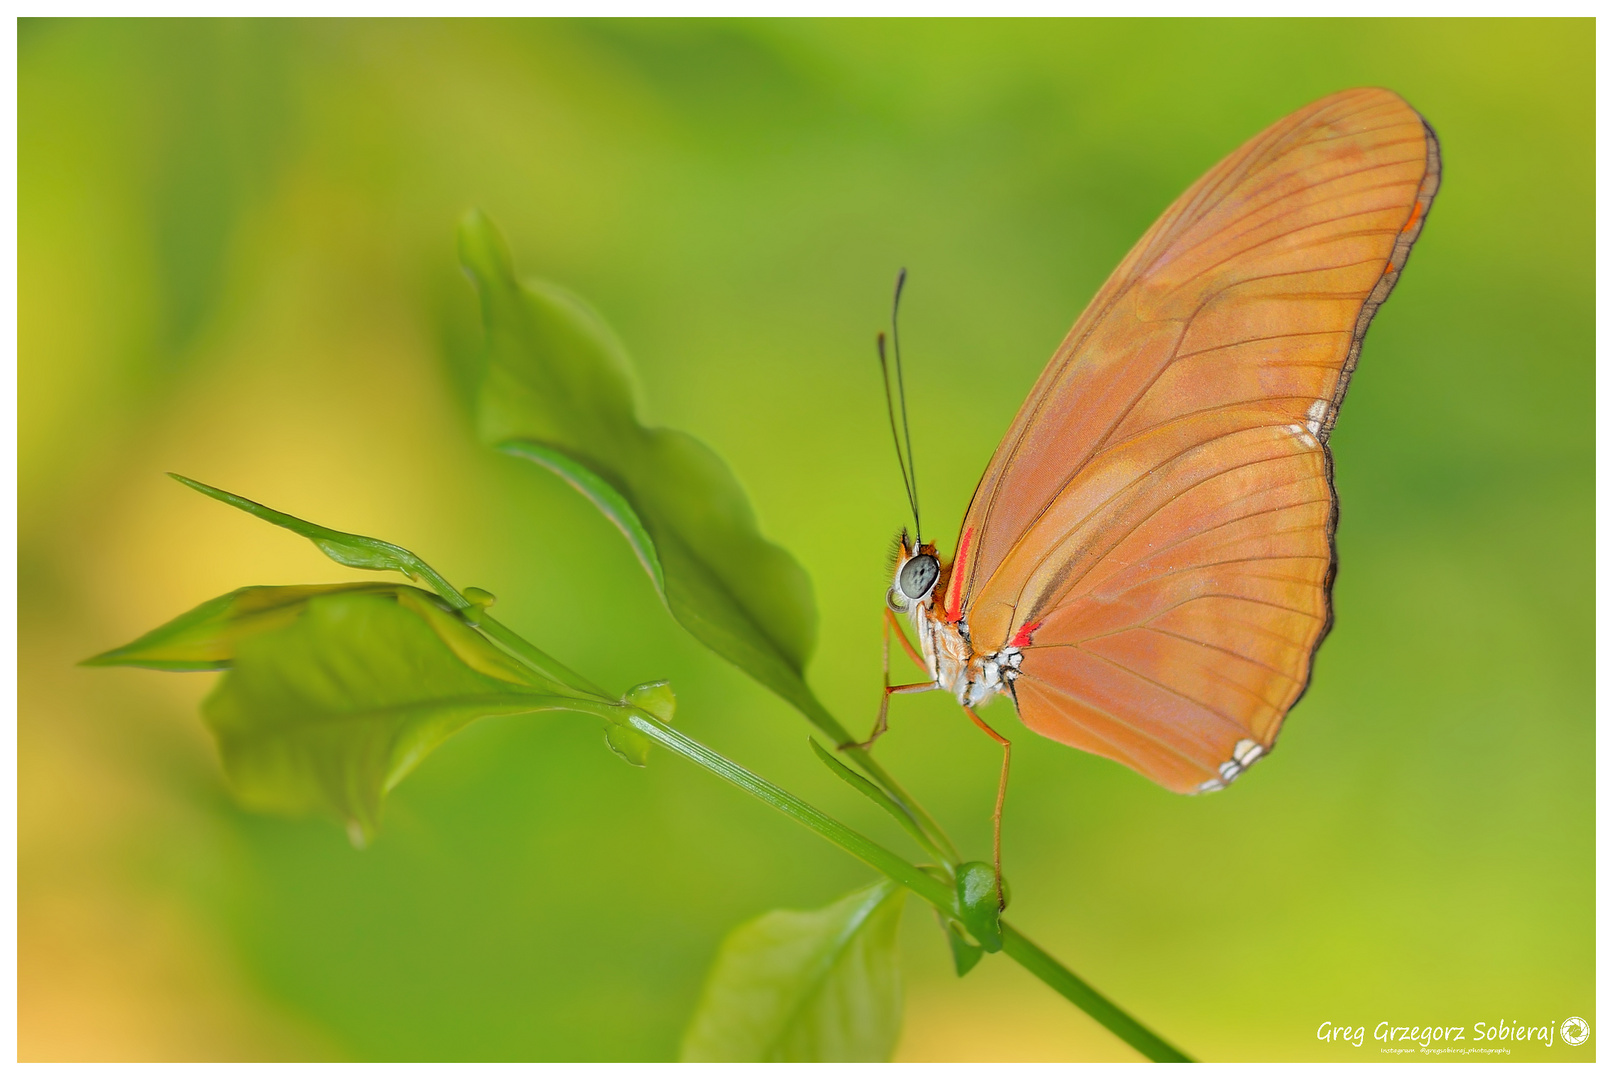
top-left (856, 88), bottom-right (1441, 906)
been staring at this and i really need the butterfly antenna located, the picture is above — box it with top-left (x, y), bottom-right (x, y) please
top-left (890, 268), bottom-right (921, 541)
top-left (876, 330), bottom-right (919, 541)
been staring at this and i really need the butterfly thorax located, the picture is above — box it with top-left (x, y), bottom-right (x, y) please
top-left (916, 606), bottom-right (1022, 709)
top-left (891, 535), bottom-right (1023, 709)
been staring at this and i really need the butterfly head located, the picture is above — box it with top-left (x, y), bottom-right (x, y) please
top-left (887, 528), bottom-right (941, 614)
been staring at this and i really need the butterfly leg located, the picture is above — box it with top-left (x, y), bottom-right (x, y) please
top-left (885, 607), bottom-right (928, 674)
top-left (846, 680), bottom-right (935, 752)
top-left (962, 705), bottom-right (1011, 911)
top-left (840, 610), bottom-right (935, 752)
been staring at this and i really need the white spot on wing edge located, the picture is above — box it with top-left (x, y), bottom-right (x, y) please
top-left (1305, 398), bottom-right (1328, 437)
top-left (1233, 738), bottom-right (1264, 767)
top-left (1190, 739), bottom-right (1267, 795)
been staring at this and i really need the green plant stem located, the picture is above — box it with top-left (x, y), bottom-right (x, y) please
top-left (1000, 925), bottom-right (1192, 1062)
top-left (476, 606), bottom-right (958, 866)
top-left (163, 476), bottom-right (1187, 1058)
top-left (614, 707), bottom-right (1190, 1063)
top-left (480, 608), bottom-right (1189, 1062)
top-left (621, 709), bottom-right (956, 911)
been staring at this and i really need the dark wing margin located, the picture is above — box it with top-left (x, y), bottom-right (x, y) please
top-left (1319, 115), bottom-right (1443, 442)
top-left (1286, 112), bottom-right (1442, 741)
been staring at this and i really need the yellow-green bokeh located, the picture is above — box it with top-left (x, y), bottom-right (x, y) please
top-left (20, 18), bottom-right (1591, 1062)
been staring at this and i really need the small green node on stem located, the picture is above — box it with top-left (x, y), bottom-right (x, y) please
top-left (625, 679), bottom-right (676, 723)
top-left (604, 723), bottom-right (654, 767)
top-left (954, 861), bottom-right (1006, 953)
top-left (604, 680), bottom-right (676, 766)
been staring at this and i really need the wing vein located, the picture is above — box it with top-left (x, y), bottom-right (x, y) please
top-left (1161, 161), bottom-right (1425, 275)
top-left (1060, 643), bottom-right (1250, 730)
top-left (1018, 669), bottom-right (1220, 770)
top-left (1002, 429), bottom-right (1329, 620)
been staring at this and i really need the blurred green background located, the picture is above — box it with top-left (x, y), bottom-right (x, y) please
top-left (19, 18), bottom-right (1592, 1062)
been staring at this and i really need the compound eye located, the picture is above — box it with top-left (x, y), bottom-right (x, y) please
top-left (898, 553), bottom-right (940, 601)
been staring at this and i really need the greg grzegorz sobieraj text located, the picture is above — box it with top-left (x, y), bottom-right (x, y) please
top-left (1318, 1017), bottom-right (1588, 1050)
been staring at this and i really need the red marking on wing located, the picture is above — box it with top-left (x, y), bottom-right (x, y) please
top-left (944, 526), bottom-right (974, 622)
top-left (1400, 199), bottom-right (1425, 233)
top-left (1009, 620), bottom-right (1042, 649)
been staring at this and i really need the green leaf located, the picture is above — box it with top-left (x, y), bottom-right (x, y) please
top-left (168, 473), bottom-right (471, 608)
top-left (83, 582), bottom-right (404, 671)
top-left (502, 442), bottom-right (665, 597)
top-left (163, 475), bottom-right (611, 699)
top-left (174, 587), bottom-right (604, 844)
top-left (937, 912), bottom-right (985, 977)
top-left (87, 582), bottom-right (564, 690)
top-left (460, 211), bottom-right (851, 740)
top-left (680, 881), bottom-right (907, 1062)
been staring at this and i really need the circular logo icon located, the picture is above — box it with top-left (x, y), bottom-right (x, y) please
top-left (1561, 1016), bottom-right (1589, 1046)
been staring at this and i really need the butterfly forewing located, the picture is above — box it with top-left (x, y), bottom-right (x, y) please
top-left (953, 88), bottom-right (1440, 792)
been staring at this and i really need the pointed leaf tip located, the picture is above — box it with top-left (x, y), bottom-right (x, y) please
top-left (457, 209), bottom-right (516, 288)
top-left (166, 473), bottom-right (471, 610)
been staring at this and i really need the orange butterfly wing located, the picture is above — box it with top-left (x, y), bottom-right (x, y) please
top-left (947, 88), bottom-right (1441, 793)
